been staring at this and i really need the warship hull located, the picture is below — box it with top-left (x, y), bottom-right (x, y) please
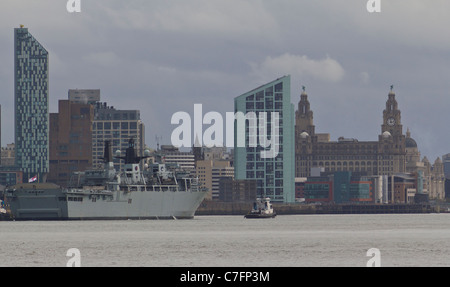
top-left (66, 189), bottom-right (206, 220)
top-left (6, 184), bottom-right (206, 220)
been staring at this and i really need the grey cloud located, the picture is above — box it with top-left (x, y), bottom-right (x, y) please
top-left (251, 53), bottom-right (345, 84)
top-left (0, 0), bottom-right (449, 161)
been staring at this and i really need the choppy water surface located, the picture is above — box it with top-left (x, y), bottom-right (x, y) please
top-left (1, 214), bottom-right (450, 267)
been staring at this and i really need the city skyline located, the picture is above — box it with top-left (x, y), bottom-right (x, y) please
top-left (1, 1), bottom-right (450, 163)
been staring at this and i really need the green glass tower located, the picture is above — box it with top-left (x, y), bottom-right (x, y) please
top-left (14, 26), bottom-right (49, 183)
top-left (234, 76), bottom-right (295, 203)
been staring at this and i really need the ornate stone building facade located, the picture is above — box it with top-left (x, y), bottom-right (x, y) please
top-left (295, 87), bottom-right (445, 200)
top-left (404, 129), bottom-right (445, 199)
top-left (423, 157), bottom-right (445, 200)
top-left (295, 87), bottom-right (406, 178)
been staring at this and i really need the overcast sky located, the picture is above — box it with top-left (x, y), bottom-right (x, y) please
top-left (1, 0), bottom-right (449, 162)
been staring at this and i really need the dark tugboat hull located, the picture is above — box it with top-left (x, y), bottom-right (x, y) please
top-left (244, 212), bottom-right (277, 219)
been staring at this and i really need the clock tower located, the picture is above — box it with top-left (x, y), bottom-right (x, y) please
top-left (295, 86), bottom-right (315, 137)
top-left (378, 85), bottom-right (406, 174)
top-left (381, 86), bottom-right (403, 138)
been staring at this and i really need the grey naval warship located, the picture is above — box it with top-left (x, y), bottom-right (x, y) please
top-left (5, 139), bottom-right (207, 220)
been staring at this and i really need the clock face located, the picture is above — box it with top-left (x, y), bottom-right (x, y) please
top-left (387, 117), bottom-right (396, 126)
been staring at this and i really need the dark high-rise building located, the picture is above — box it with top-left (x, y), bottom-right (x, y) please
top-left (192, 135), bottom-right (204, 166)
top-left (14, 26), bottom-right (49, 183)
top-left (48, 100), bottom-right (94, 186)
top-left (443, 154), bottom-right (450, 179)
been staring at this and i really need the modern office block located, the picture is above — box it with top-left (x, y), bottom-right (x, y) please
top-left (48, 100), bottom-right (94, 186)
top-left (304, 177), bottom-right (333, 203)
top-left (68, 89), bottom-right (101, 104)
top-left (160, 145), bottom-right (196, 171)
top-left (0, 167), bottom-right (23, 187)
top-left (218, 178), bottom-right (257, 202)
top-left (92, 102), bottom-right (145, 171)
top-left (196, 159), bottom-right (233, 200)
top-left (234, 75), bottom-right (295, 203)
top-left (14, 26), bottom-right (49, 183)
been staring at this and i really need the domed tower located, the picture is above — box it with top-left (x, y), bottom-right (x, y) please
top-left (422, 156), bottom-right (432, 193)
top-left (295, 86), bottom-right (315, 137)
top-left (405, 128), bottom-right (425, 174)
top-left (378, 86), bottom-right (406, 174)
top-left (405, 128), bottom-right (420, 162)
top-left (381, 86), bottom-right (403, 140)
top-left (295, 86), bottom-right (316, 177)
top-left (431, 157), bottom-right (445, 200)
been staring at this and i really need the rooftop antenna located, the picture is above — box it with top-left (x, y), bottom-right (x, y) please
top-left (155, 135), bottom-right (162, 151)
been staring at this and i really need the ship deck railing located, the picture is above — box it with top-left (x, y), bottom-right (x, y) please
top-left (65, 189), bottom-right (114, 196)
top-left (119, 184), bottom-right (182, 192)
top-left (115, 183), bottom-right (203, 193)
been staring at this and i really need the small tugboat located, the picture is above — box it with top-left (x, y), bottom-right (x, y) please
top-left (0, 200), bottom-right (6, 214)
top-left (244, 198), bottom-right (276, 219)
top-left (0, 199), bottom-right (9, 221)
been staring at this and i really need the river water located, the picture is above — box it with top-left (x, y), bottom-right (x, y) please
top-left (1, 214), bottom-right (450, 267)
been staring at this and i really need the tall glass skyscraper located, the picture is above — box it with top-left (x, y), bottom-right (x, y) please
top-left (14, 26), bottom-right (49, 183)
top-left (234, 76), bottom-right (295, 203)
